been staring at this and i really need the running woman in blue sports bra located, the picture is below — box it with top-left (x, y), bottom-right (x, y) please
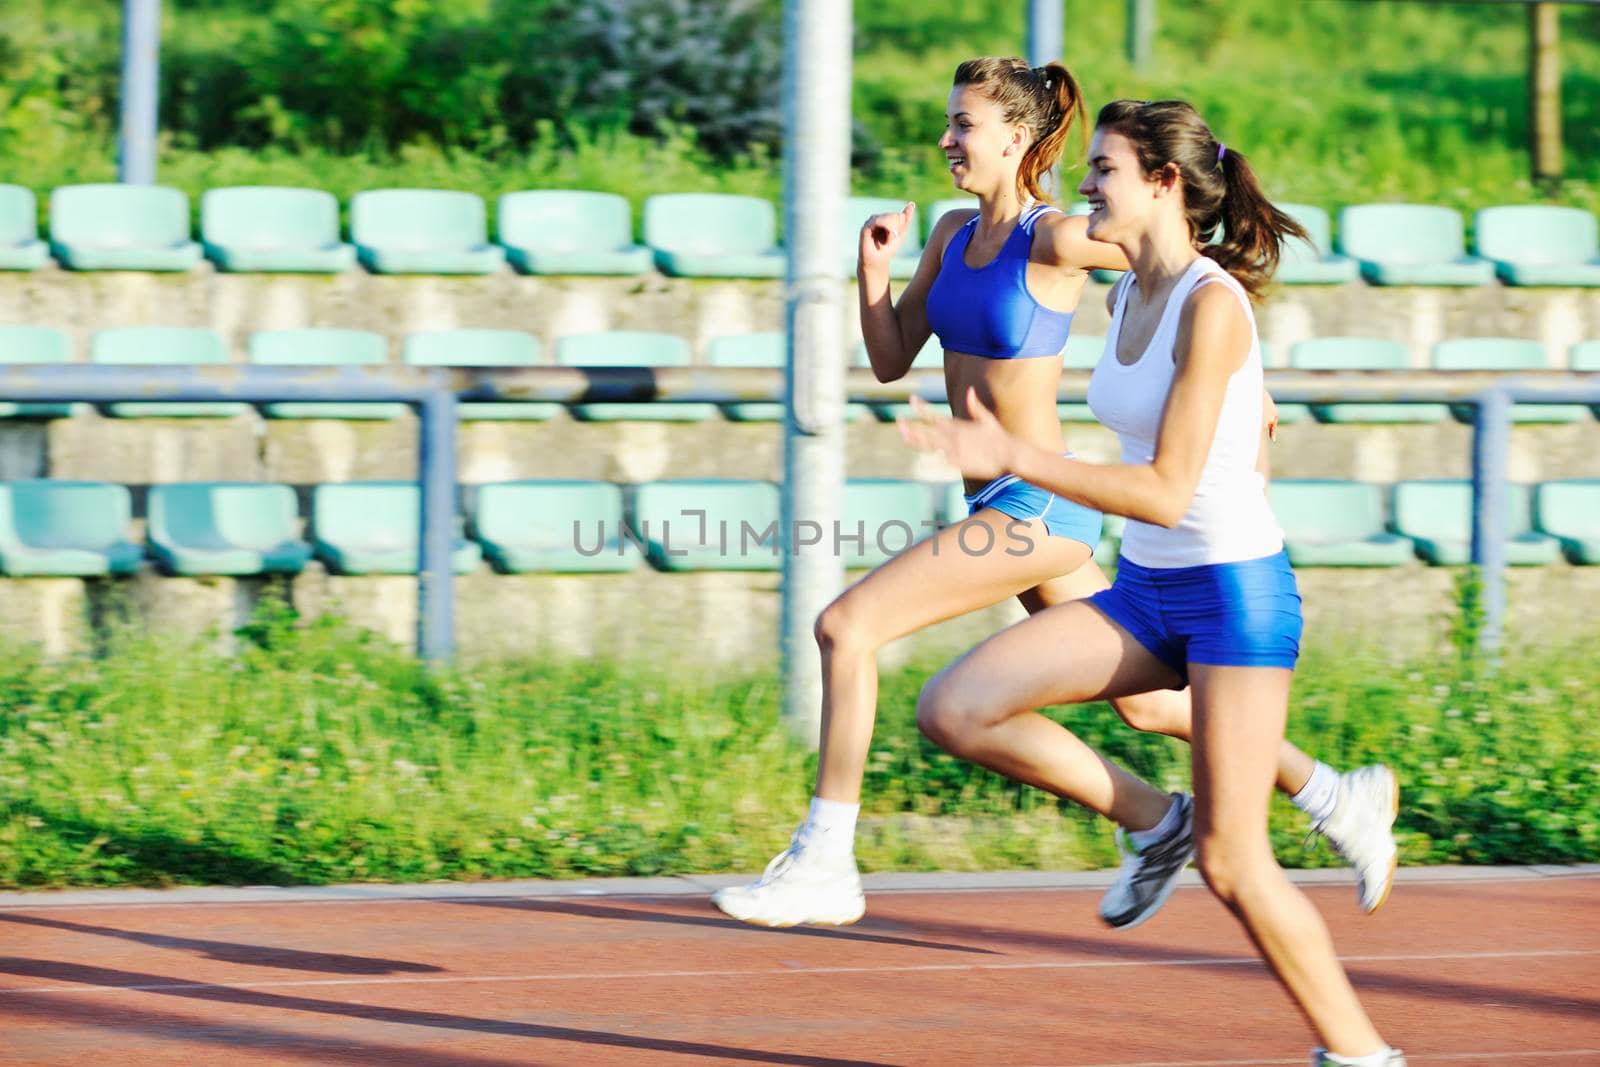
top-left (714, 58), bottom-right (1394, 941)
top-left (902, 99), bottom-right (1405, 1067)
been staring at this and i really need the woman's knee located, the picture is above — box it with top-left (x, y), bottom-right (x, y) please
top-left (915, 669), bottom-right (983, 752)
top-left (1112, 689), bottom-right (1190, 738)
top-left (1194, 832), bottom-right (1274, 909)
top-left (814, 593), bottom-right (875, 656)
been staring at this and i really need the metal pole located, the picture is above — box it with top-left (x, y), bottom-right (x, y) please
top-left (1027, 0), bottom-right (1064, 66)
top-left (119, 0), bottom-right (161, 184)
top-left (1127, 0), bottom-right (1156, 70)
top-left (1470, 387), bottom-right (1511, 655)
top-left (418, 387), bottom-right (458, 661)
top-left (780, 0), bottom-right (852, 745)
top-left (1528, 2), bottom-right (1563, 189)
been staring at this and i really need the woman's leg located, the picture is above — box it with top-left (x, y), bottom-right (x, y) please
top-left (1187, 664), bottom-right (1389, 1056)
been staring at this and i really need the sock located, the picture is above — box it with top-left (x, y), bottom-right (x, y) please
top-left (1317, 1046), bottom-right (1395, 1066)
top-left (801, 795), bottom-right (859, 855)
top-left (1292, 761), bottom-right (1341, 827)
top-left (1128, 794), bottom-right (1182, 850)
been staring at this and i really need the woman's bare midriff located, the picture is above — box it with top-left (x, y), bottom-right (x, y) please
top-left (944, 350), bottom-right (1067, 495)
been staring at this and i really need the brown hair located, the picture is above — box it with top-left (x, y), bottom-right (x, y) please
top-left (952, 56), bottom-right (1086, 205)
top-left (1094, 99), bottom-right (1307, 301)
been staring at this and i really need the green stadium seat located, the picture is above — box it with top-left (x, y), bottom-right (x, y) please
top-left (1058, 333), bottom-right (1104, 422)
top-left (248, 329), bottom-right (403, 419)
top-left (1474, 205), bottom-right (1600, 287)
top-left (1288, 337), bottom-right (1445, 423)
top-left (350, 190), bottom-right (505, 275)
top-left (1432, 337), bottom-right (1587, 423)
top-left (1095, 513), bottom-right (1126, 568)
top-left (147, 482), bottom-right (311, 576)
top-left (555, 331), bottom-right (715, 422)
top-left (924, 198), bottom-right (975, 238)
top-left (1572, 341), bottom-right (1600, 371)
top-left (89, 327), bottom-right (245, 418)
top-left (0, 480), bottom-right (141, 576)
top-left (201, 187), bottom-right (356, 273)
top-left (941, 482), bottom-right (969, 526)
top-left (1269, 479), bottom-right (1412, 566)
top-left (629, 480), bottom-right (781, 571)
top-left (1533, 479), bottom-right (1600, 564)
top-left (643, 194), bottom-right (784, 278)
top-left (842, 479), bottom-right (937, 568)
top-left (863, 335), bottom-right (944, 421)
top-left (845, 196), bottom-right (920, 279)
top-left (311, 481), bottom-right (481, 575)
top-left (0, 325), bottom-right (76, 418)
top-left (48, 184), bottom-right (202, 272)
top-left (470, 480), bottom-right (640, 573)
top-left (707, 332), bottom-right (867, 422)
top-left (401, 328), bottom-right (555, 420)
top-left (1336, 204), bottom-right (1493, 286)
top-left (497, 190), bottom-right (652, 276)
top-left (1274, 203), bottom-right (1358, 285)
top-left (0, 185), bottom-right (48, 270)
top-left (1390, 479), bottom-right (1560, 566)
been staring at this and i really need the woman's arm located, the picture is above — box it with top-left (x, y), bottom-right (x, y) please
top-left (1038, 212), bottom-right (1130, 274)
top-left (858, 207), bottom-right (965, 383)
top-left (902, 282), bottom-right (1253, 527)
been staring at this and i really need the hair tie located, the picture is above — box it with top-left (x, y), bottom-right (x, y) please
top-left (1216, 143), bottom-right (1227, 163)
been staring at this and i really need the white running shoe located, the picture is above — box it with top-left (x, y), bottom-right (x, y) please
top-left (1314, 764), bottom-right (1400, 914)
top-left (1099, 793), bottom-right (1195, 930)
top-left (711, 832), bottom-right (866, 928)
top-left (1312, 1047), bottom-right (1407, 1066)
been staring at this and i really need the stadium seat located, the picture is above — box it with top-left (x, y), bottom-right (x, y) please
top-left (147, 482), bottom-right (312, 576)
top-left (0, 480), bottom-right (141, 576)
top-left (863, 335), bottom-right (944, 421)
top-left (845, 196), bottom-right (921, 279)
top-left (1059, 334), bottom-right (1102, 422)
top-left (0, 185), bottom-right (49, 270)
top-left (629, 480), bottom-right (781, 571)
top-left (89, 326), bottom-right (245, 418)
top-left (469, 480), bottom-right (640, 573)
top-left (497, 190), bottom-right (652, 276)
top-left (248, 329), bottom-right (403, 419)
top-left (1336, 204), bottom-right (1493, 286)
top-left (706, 332), bottom-right (868, 422)
top-left (643, 194), bottom-right (784, 278)
top-left (48, 184), bottom-right (202, 272)
top-left (1474, 205), bottom-right (1600, 287)
top-left (0, 325), bottom-right (76, 419)
top-left (1389, 479), bottom-right (1560, 566)
top-left (1274, 203), bottom-right (1359, 285)
top-left (311, 482), bottom-right (481, 575)
top-left (1096, 513), bottom-right (1126, 568)
top-left (201, 187), bottom-right (356, 273)
top-left (1572, 341), bottom-right (1600, 417)
top-left (402, 329), bottom-right (556, 420)
top-left (1533, 479), bottom-right (1600, 564)
top-left (350, 190), bottom-right (505, 275)
top-left (1432, 337), bottom-right (1587, 423)
top-left (1269, 479), bottom-right (1412, 566)
top-left (1288, 337), bottom-right (1445, 423)
top-left (842, 479), bottom-right (938, 568)
top-left (554, 331), bottom-right (715, 422)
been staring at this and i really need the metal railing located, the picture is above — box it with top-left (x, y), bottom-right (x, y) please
top-left (0, 364), bottom-right (1595, 658)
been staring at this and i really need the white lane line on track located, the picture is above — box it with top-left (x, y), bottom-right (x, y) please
top-left (0, 947), bottom-right (1590, 998)
top-left (1027, 1053), bottom-right (1600, 1067)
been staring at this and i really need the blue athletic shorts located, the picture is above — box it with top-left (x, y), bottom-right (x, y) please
top-left (1089, 550), bottom-right (1303, 682)
top-left (964, 473), bottom-right (1103, 549)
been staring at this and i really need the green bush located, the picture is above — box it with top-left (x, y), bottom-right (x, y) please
top-left (0, 601), bottom-right (1594, 889)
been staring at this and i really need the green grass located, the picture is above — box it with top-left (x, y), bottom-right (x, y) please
top-left (2, 2), bottom-right (1597, 224)
top-left (1, 602), bottom-right (1595, 889)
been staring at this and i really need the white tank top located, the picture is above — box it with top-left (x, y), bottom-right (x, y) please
top-left (1085, 256), bottom-right (1283, 568)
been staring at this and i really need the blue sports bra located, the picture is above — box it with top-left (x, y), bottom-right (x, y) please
top-left (924, 203), bottom-right (1074, 360)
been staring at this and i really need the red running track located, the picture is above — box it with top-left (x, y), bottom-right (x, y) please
top-left (0, 871), bottom-right (1595, 1066)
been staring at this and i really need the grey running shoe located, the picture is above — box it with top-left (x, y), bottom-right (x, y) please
top-left (1312, 1048), bottom-right (1407, 1066)
top-left (1313, 764), bottom-right (1400, 914)
top-left (1098, 793), bottom-right (1195, 930)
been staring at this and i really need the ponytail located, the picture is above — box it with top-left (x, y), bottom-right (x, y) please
top-left (1095, 99), bottom-right (1309, 302)
top-left (953, 56), bottom-right (1088, 206)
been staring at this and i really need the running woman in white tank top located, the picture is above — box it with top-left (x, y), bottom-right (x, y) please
top-left (903, 100), bottom-right (1405, 1067)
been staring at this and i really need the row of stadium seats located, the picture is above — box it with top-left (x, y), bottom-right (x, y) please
top-left (2, 477), bottom-right (1596, 578)
top-left (2, 183), bottom-right (1597, 286)
top-left (2, 325), bottom-right (1595, 424)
